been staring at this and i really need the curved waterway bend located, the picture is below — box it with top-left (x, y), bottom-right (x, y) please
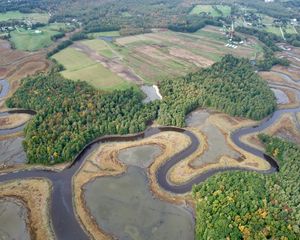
top-left (0, 78), bottom-right (299, 239)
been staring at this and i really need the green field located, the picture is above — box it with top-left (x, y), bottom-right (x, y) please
top-left (10, 28), bottom-right (59, 51)
top-left (0, 11), bottom-right (49, 23)
top-left (265, 25), bottom-right (282, 35)
top-left (52, 47), bottom-right (132, 90)
top-left (81, 39), bottom-right (115, 58)
top-left (47, 22), bottom-right (75, 32)
top-left (9, 23), bottom-right (74, 51)
top-left (190, 5), bottom-right (231, 17)
top-left (53, 26), bottom-right (262, 87)
top-left (261, 14), bottom-right (274, 25)
top-left (109, 26), bottom-right (261, 83)
top-left (264, 24), bottom-right (297, 38)
top-left (284, 24), bottom-right (298, 34)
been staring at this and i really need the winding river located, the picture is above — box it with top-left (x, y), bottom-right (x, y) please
top-left (0, 72), bottom-right (299, 239)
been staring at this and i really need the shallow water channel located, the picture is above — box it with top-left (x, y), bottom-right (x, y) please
top-left (0, 198), bottom-right (30, 240)
top-left (271, 88), bottom-right (290, 104)
top-left (141, 85), bottom-right (162, 103)
top-left (84, 145), bottom-right (194, 240)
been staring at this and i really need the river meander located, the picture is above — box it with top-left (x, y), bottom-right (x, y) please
top-left (0, 63), bottom-right (299, 239)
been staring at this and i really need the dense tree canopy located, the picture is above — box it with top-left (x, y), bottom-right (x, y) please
top-left (158, 55), bottom-right (276, 127)
top-left (6, 74), bottom-right (158, 164)
top-left (168, 16), bottom-right (222, 33)
top-left (193, 135), bottom-right (300, 239)
top-left (6, 55), bottom-right (276, 164)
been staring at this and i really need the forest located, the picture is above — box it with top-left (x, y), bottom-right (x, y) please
top-left (193, 135), bottom-right (300, 239)
top-left (49, 0), bottom-right (190, 35)
top-left (168, 15), bottom-right (222, 33)
top-left (6, 74), bottom-right (158, 164)
top-left (198, 0), bottom-right (299, 19)
top-left (157, 55), bottom-right (276, 127)
top-left (6, 55), bottom-right (276, 164)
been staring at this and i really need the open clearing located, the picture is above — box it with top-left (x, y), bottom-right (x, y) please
top-left (9, 23), bottom-right (72, 51)
top-left (52, 47), bottom-right (133, 90)
top-left (9, 24), bottom-right (69, 51)
top-left (0, 11), bottom-right (49, 23)
top-left (189, 5), bottom-right (231, 17)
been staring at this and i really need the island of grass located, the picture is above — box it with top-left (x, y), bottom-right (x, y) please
top-left (190, 5), bottom-right (231, 17)
top-left (51, 46), bottom-right (133, 90)
top-left (6, 55), bottom-right (276, 165)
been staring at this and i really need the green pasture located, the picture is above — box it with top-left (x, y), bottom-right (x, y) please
top-left (52, 47), bottom-right (132, 90)
top-left (9, 23), bottom-right (73, 51)
top-left (190, 5), bottom-right (231, 17)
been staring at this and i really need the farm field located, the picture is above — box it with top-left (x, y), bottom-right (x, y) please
top-left (51, 26), bottom-right (263, 86)
top-left (0, 11), bottom-right (49, 23)
top-left (110, 26), bottom-right (263, 83)
top-left (189, 5), bottom-right (231, 17)
top-left (80, 39), bottom-right (115, 58)
top-left (87, 31), bottom-right (120, 38)
top-left (52, 47), bottom-right (133, 90)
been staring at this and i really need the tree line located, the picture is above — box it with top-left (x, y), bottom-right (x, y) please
top-left (157, 55), bottom-right (276, 127)
top-left (193, 134), bottom-right (300, 239)
top-left (168, 15), bottom-right (222, 33)
top-left (6, 55), bottom-right (277, 164)
top-left (6, 74), bottom-right (159, 164)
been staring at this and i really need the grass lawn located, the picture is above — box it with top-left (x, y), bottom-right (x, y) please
top-left (10, 27), bottom-right (59, 51)
top-left (0, 11), bottom-right (49, 23)
top-left (47, 22), bottom-right (75, 32)
top-left (9, 23), bottom-right (73, 51)
top-left (52, 48), bottom-right (132, 90)
top-left (190, 5), bottom-right (231, 17)
top-left (261, 15), bottom-right (274, 25)
top-left (284, 24), bottom-right (297, 34)
top-left (265, 25), bottom-right (281, 36)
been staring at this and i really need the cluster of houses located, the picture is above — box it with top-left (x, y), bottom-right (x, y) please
top-left (0, 19), bottom-right (34, 33)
